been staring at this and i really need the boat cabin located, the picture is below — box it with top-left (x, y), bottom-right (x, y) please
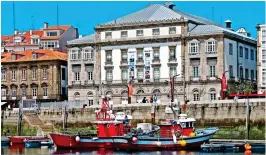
top-left (159, 114), bottom-right (195, 138)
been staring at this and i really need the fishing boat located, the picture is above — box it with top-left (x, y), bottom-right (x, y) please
top-left (50, 97), bottom-right (218, 150)
top-left (1, 137), bottom-right (10, 146)
top-left (24, 139), bottom-right (54, 148)
top-left (8, 136), bottom-right (50, 145)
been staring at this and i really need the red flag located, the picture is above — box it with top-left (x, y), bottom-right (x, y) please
top-left (221, 73), bottom-right (227, 91)
top-left (128, 83), bottom-right (133, 97)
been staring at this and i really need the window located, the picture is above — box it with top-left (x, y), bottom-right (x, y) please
top-left (70, 50), bottom-right (79, 60)
top-left (1, 89), bottom-right (6, 97)
top-left (251, 49), bottom-right (254, 60)
top-left (169, 27), bottom-right (176, 34)
top-left (1, 69), bottom-right (6, 81)
top-left (229, 43), bottom-right (233, 55)
top-left (11, 88), bottom-right (17, 97)
top-left (121, 31), bottom-right (128, 37)
top-left (206, 40), bottom-right (216, 53)
top-left (32, 38), bottom-right (38, 44)
top-left (75, 72), bottom-right (80, 81)
top-left (245, 68), bottom-right (249, 79)
top-left (169, 48), bottom-right (176, 59)
top-left (43, 88), bottom-right (48, 97)
top-left (11, 70), bottom-right (16, 80)
top-left (189, 42), bottom-right (199, 54)
top-left (262, 30), bottom-right (266, 36)
top-left (152, 28), bottom-right (160, 35)
top-left (137, 50), bottom-right (143, 60)
top-left (106, 51), bottom-right (112, 62)
top-left (262, 50), bottom-right (266, 60)
top-left (210, 66), bottom-right (215, 77)
top-left (32, 53), bottom-right (37, 59)
top-left (88, 99), bottom-right (93, 106)
top-left (209, 89), bottom-right (216, 100)
top-left (42, 68), bottom-right (47, 79)
top-left (245, 48), bottom-right (249, 59)
top-left (47, 31), bottom-right (57, 36)
top-left (136, 30), bottom-right (143, 36)
top-left (170, 67), bottom-right (177, 77)
top-left (106, 70), bottom-right (113, 81)
top-left (121, 51), bottom-right (127, 60)
top-left (251, 70), bottom-right (254, 80)
top-left (62, 68), bottom-right (66, 80)
top-left (137, 68), bottom-right (144, 79)
top-left (154, 68), bottom-right (160, 79)
top-left (88, 72), bottom-right (93, 80)
top-left (105, 32), bottom-right (112, 39)
top-left (193, 66), bottom-right (199, 77)
top-left (32, 68), bottom-right (37, 80)
top-left (11, 54), bottom-right (16, 60)
top-left (21, 88), bottom-right (26, 97)
top-left (153, 49), bottom-right (159, 59)
top-left (240, 67), bottom-right (243, 79)
top-left (229, 65), bottom-right (233, 77)
top-left (83, 49), bottom-right (93, 60)
top-left (122, 69), bottom-right (128, 80)
top-left (22, 70), bottom-right (27, 80)
top-left (193, 89), bottom-right (200, 101)
top-left (239, 46), bottom-right (243, 57)
top-left (32, 88), bottom-right (37, 97)
top-left (88, 92), bottom-right (93, 106)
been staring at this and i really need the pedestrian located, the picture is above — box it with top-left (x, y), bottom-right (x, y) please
top-left (150, 96), bottom-right (153, 103)
top-left (142, 97), bottom-right (147, 103)
top-left (153, 94), bottom-right (157, 104)
top-left (6, 129), bottom-right (10, 136)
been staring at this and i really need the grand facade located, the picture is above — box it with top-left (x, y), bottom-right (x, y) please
top-left (67, 3), bottom-right (257, 104)
top-left (257, 24), bottom-right (266, 94)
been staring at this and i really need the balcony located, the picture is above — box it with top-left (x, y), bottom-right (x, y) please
top-left (84, 80), bottom-right (94, 85)
top-left (11, 96), bottom-right (16, 100)
top-left (152, 58), bottom-right (161, 66)
top-left (1, 96), bottom-right (6, 100)
top-left (136, 59), bottom-right (145, 66)
top-left (207, 76), bottom-right (218, 81)
top-left (120, 59), bottom-right (128, 67)
top-left (205, 51), bottom-right (217, 57)
top-left (70, 59), bottom-right (82, 64)
top-left (189, 52), bottom-right (200, 58)
top-left (83, 58), bottom-right (94, 64)
top-left (72, 81), bottom-right (81, 86)
top-left (168, 57), bottom-right (178, 66)
top-left (137, 78), bottom-right (144, 83)
top-left (190, 76), bottom-right (201, 81)
top-left (105, 60), bottom-right (113, 66)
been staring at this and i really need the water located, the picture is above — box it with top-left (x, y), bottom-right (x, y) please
top-left (1, 146), bottom-right (265, 155)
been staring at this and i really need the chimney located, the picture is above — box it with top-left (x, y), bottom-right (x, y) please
top-left (165, 2), bottom-right (175, 10)
top-left (74, 28), bottom-right (79, 39)
top-left (44, 22), bottom-right (48, 29)
top-left (14, 29), bottom-right (18, 35)
top-left (30, 29), bottom-right (33, 35)
top-left (225, 19), bottom-right (232, 29)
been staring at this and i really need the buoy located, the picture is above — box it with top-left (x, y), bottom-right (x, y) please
top-left (245, 150), bottom-right (252, 155)
top-left (132, 137), bottom-right (138, 143)
top-left (244, 143), bottom-right (251, 150)
top-left (180, 140), bottom-right (186, 147)
top-left (189, 132), bottom-right (195, 137)
top-left (157, 141), bottom-right (161, 147)
top-left (75, 136), bottom-right (80, 142)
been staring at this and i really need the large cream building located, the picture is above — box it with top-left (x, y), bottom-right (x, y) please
top-left (67, 3), bottom-right (257, 104)
top-left (257, 24), bottom-right (266, 94)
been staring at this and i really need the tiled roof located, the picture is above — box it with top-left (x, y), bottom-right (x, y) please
top-left (1, 49), bottom-right (67, 63)
top-left (3, 30), bottom-right (43, 46)
top-left (101, 4), bottom-right (219, 26)
top-left (1, 36), bottom-right (13, 41)
top-left (67, 34), bottom-right (95, 45)
top-left (41, 25), bottom-right (72, 40)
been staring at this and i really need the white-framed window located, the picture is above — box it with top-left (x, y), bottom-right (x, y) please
top-left (41, 41), bottom-right (58, 49)
top-left (152, 28), bottom-right (160, 35)
top-left (169, 48), bottom-right (176, 59)
top-left (170, 67), bottom-right (177, 77)
top-left (193, 89), bottom-right (200, 101)
top-left (121, 31), bottom-right (128, 38)
top-left (43, 87), bottom-right (48, 97)
top-left (22, 70), bottom-right (27, 80)
top-left (75, 72), bottom-right (80, 81)
top-left (88, 92), bottom-right (94, 106)
top-left (229, 43), bottom-right (233, 55)
top-left (193, 66), bottom-right (199, 77)
top-left (106, 70), bottom-right (113, 81)
top-left (121, 51), bottom-right (127, 60)
top-left (70, 50), bottom-right (79, 60)
top-left (137, 68), bottom-right (144, 79)
top-left (47, 31), bottom-right (58, 36)
top-left (209, 89), bottom-right (216, 100)
top-left (206, 40), bottom-right (216, 53)
top-left (189, 42), bottom-right (199, 54)
top-left (122, 69), bottom-right (128, 80)
top-left (42, 68), bottom-right (47, 79)
top-left (1, 89), bottom-right (6, 97)
top-left (239, 46), bottom-right (243, 57)
top-left (106, 51), bottom-right (112, 61)
top-left (21, 88), bottom-right (27, 97)
top-left (136, 30), bottom-right (143, 36)
top-left (88, 72), bottom-right (93, 80)
top-left (1, 69), bottom-right (6, 81)
top-left (153, 49), bottom-right (159, 59)
top-left (32, 38), bottom-right (39, 44)
top-left (137, 50), bottom-right (143, 59)
top-left (83, 49), bottom-right (93, 60)
top-left (210, 66), bottom-right (215, 77)
top-left (11, 88), bottom-right (17, 97)
top-left (32, 88), bottom-right (37, 97)
top-left (154, 68), bottom-right (160, 79)
top-left (11, 70), bottom-right (16, 80)
top-left (105, 32), bottom-right (112, 39)
top-left (169, 27), bottom-right (176, 34)
top-left (32, 68), bottom-right (37, 80)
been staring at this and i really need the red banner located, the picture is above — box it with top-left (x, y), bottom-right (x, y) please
top-left (221, 73), bottom-right (227, 91)
top-left (128, 84), bottom-right (133, 97)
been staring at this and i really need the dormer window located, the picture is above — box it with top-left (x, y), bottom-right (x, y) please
top-left (32, 38), bottom-right (39, 44)
top-left (11, 54), bottom-right (16, 60)
top-left (47, 31), bottom-right (58, 36)
top-left (32, 53), bottom-right (37, 59)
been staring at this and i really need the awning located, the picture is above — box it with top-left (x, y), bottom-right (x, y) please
top-left (1, 102), bottom-right (7, 106)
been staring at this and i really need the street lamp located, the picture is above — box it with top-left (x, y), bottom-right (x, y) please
top-left (170, 74), bottom-right (180, 103)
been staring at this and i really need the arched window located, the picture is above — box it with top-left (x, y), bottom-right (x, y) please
top-left (193, 89), bottom-right (200, 101)
top-left (87, 92), bottom-right (93, 106)
top-left (74, 92), bottom-right (80, 100)
top-left (205, 38), bottom-right (216, 54)
top-left (152, 89), bottom-right (161, 96)
top-left (121, 90), bottom-right (128, 104)
top-left (188, 39), bottom-right (199, 55)
top-left (209, 88), bottom-right (216, 100)
top-left (136, 89), bottom-right (145, 103)
top-left (105, 91), bottom-right (113, 98)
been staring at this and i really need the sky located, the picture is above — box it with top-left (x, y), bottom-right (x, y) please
top-left (1, 1), bottom-right (265, 38)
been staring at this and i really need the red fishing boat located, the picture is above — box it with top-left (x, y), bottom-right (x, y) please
top-left (50, 97), bottom-right (218, 150)
top-left (8, 136), bottom-right (49, 145)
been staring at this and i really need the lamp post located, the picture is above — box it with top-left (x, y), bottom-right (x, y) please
top-left (170, 74), bottom-right (180, 103)
top-left (215, 71), bottom-right (228, 100)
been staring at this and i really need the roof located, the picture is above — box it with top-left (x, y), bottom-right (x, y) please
top-left (1, 49), bottom-right (67, 63)
top-left (3, 30), bottom-right (43, 46)
top-left (100, 4), bottom-right (219, 26)
top-left (189, 25), bottom-right (256, 43)
top-left (67, 34), bottom-right (95, 45)
top-left (236, 27), bottom-right (248, 33)
top-left (41, 25), bottom-right (72, 40)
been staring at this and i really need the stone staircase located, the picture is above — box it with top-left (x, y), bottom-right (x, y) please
top-left (23, 114), bottom-right (53, 135)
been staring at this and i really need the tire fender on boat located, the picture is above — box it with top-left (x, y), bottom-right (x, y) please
top-left (132, 137), bottom-right (138, 143)
top-left (75, 136), bottom-right (80, 142)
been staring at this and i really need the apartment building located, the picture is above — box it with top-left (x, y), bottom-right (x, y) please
top-left (257, 24), bottom-right (266, 94)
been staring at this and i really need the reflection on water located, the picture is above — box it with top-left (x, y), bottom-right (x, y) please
top-left (1, 146), bottom-right (265, 155)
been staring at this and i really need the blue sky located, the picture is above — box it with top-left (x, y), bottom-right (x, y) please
top-left (1, 1), bottom-right (265, 38)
